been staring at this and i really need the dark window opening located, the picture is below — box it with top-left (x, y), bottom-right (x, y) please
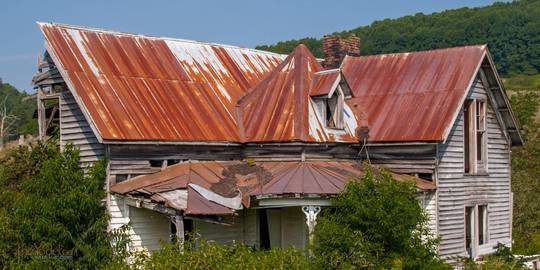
top-left (170, 218), bottom-right (193, 242)
top-left (149, 160), bottom-right (164, 168)
top-left (116, 174), bottom-right (128, 183)
top-left (465, 206), bottom-right (474, 257)
top-left (259, 209), bottom-right (271, 250)
top-left (478, 205), bottom-right (488, 245)
top-left (167, 159), bottom-right (180, 166)
top-left (464, 100), bottom-right (472, 173)
top-left (418, 173), bottom-right (433, 181)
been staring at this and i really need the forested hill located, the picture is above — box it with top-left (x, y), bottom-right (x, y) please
top-left (0, 80), bottom-right (36, 139)
top-left (256, 0), bottom-right (540, 77)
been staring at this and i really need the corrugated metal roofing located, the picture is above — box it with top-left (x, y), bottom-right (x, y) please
top-left (342, 45), bottom-right (487, 142)
top-left (310, 69), bottom-right (340, 97)
top-left (111, 161), bottom-right (435, 215)
top-left (39, 22), bottom-right (284, 142)
top-left (238, 45), bottom-right (361, 142)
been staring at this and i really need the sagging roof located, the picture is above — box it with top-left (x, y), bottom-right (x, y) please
top-left (39, 22), bottom-right (284, 142)
top-left (237, 45), bottom-right (362, 142)
top-left (111, 161), bottom-right (436, 215)
top-left (342, 45), bottom-right (487, 142)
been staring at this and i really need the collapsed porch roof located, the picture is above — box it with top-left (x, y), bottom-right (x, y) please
top-left (110, 160), bottom-right (436, 215)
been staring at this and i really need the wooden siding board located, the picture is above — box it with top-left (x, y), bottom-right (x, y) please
top-left (436, 76), bottom-right (511, 259)
top-left (60, 91), bottom-right (105, 166)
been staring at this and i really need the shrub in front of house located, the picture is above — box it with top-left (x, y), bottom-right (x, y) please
top-left (311, 167), bottom-right (452, 270)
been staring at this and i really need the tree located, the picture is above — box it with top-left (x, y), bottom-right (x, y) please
top-left (311, 167), bottom-right (451, 270)
top-left (509, 91), bottom-right (540, 254)
top-left (0, 142), bottom-right (116, 269)
top-left (0, 95), bottom-right (18, 146)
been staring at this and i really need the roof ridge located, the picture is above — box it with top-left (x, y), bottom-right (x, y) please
top-left (345, 44), bottom-right (487, 60)
top-left (37, 21), bottom-right (287, 58)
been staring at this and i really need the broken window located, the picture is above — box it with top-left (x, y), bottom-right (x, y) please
top-left (464, 100), bottom-right (487, 174)
top-left (314, 88), bottom-right (345, 129)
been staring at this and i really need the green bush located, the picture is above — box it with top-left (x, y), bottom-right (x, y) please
top-left (0, 141), bottom-right (118, 269)
top-left (110, 238), bottom-right (310, 270)
top-left (311, 167), bottom-right (451, 270)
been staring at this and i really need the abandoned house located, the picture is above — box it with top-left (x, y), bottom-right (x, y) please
top-left (32, 22), bottom-right (522, 261)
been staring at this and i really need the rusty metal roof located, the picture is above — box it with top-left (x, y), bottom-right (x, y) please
top-left (238, 45), bottom-right (361, 142)
top-left (39, 22), bottom-right (284, 142)
top-left (310, 69), bottom-right (340, 97)
top-left (342, 45), bottom-right (487, 142)
top-left (111, 161), bottom-right (435, 215)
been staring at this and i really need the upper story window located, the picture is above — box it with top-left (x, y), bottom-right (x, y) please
top-left (315, 88), bottom-right (345, 129)
top-left (464, 99), bottom-right (487, 174)
top-left (311, 69), bottom-right (352, 130)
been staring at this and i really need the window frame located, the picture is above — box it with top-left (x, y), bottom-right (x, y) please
top-left (464, 99), bottom-right (488, 174)
top-left (464, 204), bottom-right (490, 258)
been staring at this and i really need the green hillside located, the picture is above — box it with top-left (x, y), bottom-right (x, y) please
top-left (256, 0), bottom-right (540, 78)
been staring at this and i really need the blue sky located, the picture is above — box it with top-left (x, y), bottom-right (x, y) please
top-left (1, 0), bottom-right (504, 92)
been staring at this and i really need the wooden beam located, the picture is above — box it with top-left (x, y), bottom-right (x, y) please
top-left (174, 215), bottom-right (185, 247)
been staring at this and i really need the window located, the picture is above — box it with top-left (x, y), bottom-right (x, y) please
top-left (464, 100), bottom-right (487, 174)
top-left (465, 206), bottom-right (474, 256)
top-left (478, 205), bottom-right (488, 245)
top-left (116, 174), bottom-right (128, 183)
top-left (314, 88), bottom-right (345, 129)
top-left (465, 204), bottom-right (489, 257)
top-left (149, 160), bottom-right (164, 168)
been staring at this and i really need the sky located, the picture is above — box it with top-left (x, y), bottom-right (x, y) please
top-left (0, 0), bottom-right (505, 92)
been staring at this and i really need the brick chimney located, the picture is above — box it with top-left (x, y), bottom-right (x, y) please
top-left (322, 34), bottom-right (360, 69)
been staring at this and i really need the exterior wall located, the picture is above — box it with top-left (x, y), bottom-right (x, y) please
top-left (418, 191), bottom-right (438, 235)
top-left (195, 209), bottom-right (259, 247)
top-left (59, 91), bottom-right (105, 167)
top-left (108, 195), bottom-right (171, 252)
top-left (437, 77), bottom-right (512, 259)
top-left (194, 207), bottom-right (307, 249)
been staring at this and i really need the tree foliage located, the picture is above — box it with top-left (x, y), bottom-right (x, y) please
top-left (509, 91), bottom-right (540, 254)
top-left (311, 167), bottom-right (451, 270)
top-left (0, 142), bottom-right (116, 269)
top-left (0, 82), bottom-right (37, 138)
top-left (257, 0), bottom-right (540, 77)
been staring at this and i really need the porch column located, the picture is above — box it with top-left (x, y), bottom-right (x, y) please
top-left (302, 205), bottom-right (321, 254)
top-left (174, 215), bottom-right (185, 248)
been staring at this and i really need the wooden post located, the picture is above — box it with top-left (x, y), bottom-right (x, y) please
top-left (174, 215), bottom-right (185, 249)
top-left (37, 90), bottom-right (46, 139)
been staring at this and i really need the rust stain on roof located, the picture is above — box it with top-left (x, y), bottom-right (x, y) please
top-left (39, 22), bottom-right (284, 142)
top-left (342, 45), bottom-right (486, 142)
top-left (111, 161), bottom-right (435, 215)
top-left (238, 45), bottom-right (361, 142)
top-left (310, 69), bottom-right (340, 97)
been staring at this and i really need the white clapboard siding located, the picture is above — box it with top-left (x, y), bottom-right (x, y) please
top-left (60, 91), bottom-right (104, 167)
top-left (109, 195), bottom-right (171, 252)
top-left (418, 191), bottom-right (438, 235)
top-left (195, 209), bottom-right (259, 246)
top-left (437, 77), bottom-right (511, 259)
top-left (129, 207), bottom-right (171, 252)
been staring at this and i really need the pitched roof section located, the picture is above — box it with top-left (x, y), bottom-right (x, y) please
top-left (342, 45), bottom-right (487, 142)
top-left (39, 22), bottom-right (284, 142)
top-left (238, 45), bottom-right (362, 142)
top-left (238, 45), bottom-right (318, 142)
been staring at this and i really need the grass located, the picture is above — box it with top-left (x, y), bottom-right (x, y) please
top-left (502, 74), bottom-right (540, 91)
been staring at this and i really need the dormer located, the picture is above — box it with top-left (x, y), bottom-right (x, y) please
top-left (310, 69), bottom-right (353, 129)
